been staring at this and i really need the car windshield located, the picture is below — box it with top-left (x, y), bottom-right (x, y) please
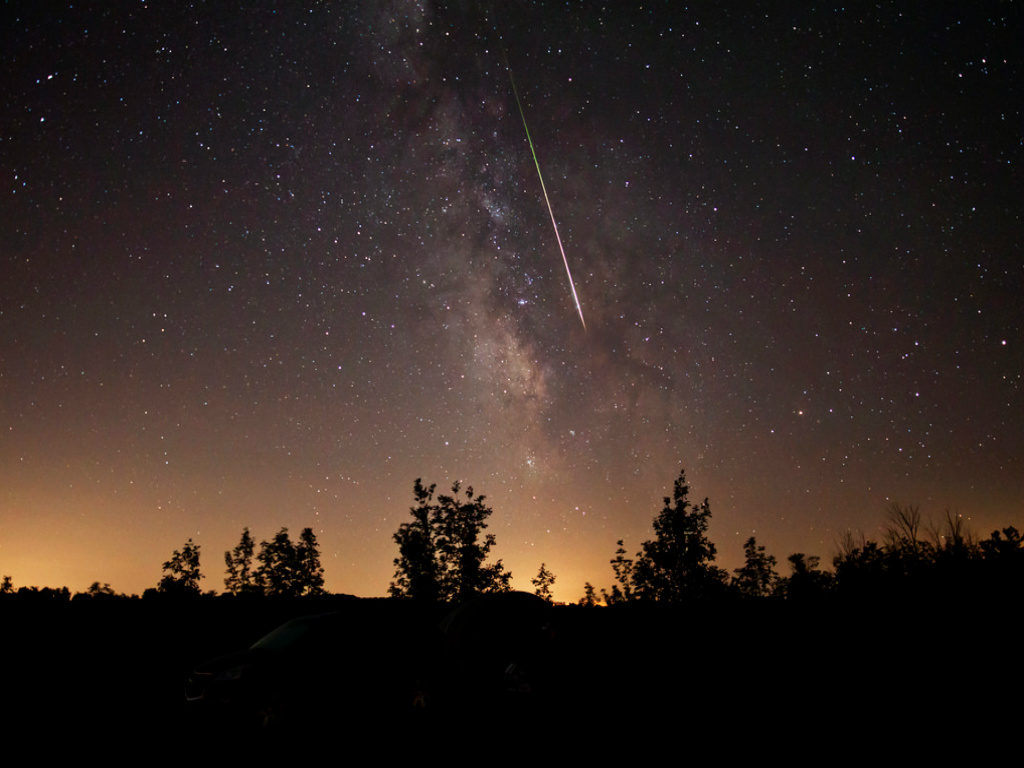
top-left (249, 613), bottom-right (341, 652)
top-left (250, 620), bottom-right (312, 651)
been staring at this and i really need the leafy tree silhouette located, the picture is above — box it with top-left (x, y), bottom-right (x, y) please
top-left (778, 553), bottom-right (833, 600)
top-left (390, 478), bottom-right (512, 601)
top-left (731, 536), bottom-right (779, 598)
top-left (255, 527), bottom-right (325, 596)
top-left (603, 540), bottom-right (636, 604)
top-left (158, 538), bottom-right (202, 594)
top-left (578, 582), bottom-right (599, 606)
top-left (632, 469), bottom-right (727, 601)
top-left (296, 527), bottom-right (326, 596)
top-left (224, 527), bottom-right (258, 595)
top-left (85, 581), bottom-right (116, 597)
top-left (531, 563), bottom-right (556, 602)
top-left (832, 533), bottom-right (887, 597)
top-left (16, 585), bottom-right (70, 601)
top-left (980, 526), bottom-right (1023, 562)
top-left (980, 526), bottom-right (1024, 595)
top-left (832, 505), bottom-right (990, 600)
top-left (390, 478), bottom-right (441, 601)
top-left (256, 528), bottom-right (294, 595)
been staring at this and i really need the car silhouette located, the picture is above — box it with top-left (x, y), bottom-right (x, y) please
top-left (186, 610), bottom-right (423, 733)
top-left (185, 593), bottom-right (555, 736)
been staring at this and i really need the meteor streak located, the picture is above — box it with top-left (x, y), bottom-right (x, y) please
top-left (506, 64), bottom-right (587, 330)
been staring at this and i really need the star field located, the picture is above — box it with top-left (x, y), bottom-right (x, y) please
top-left (2, 2), bottom-right (1021, 600)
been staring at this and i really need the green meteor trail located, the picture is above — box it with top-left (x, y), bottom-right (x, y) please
top-left (506, 65), bottom-right (587, 330)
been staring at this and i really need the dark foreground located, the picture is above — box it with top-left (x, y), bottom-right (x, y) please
top-left (1, 593), bottom-right (1013, 757)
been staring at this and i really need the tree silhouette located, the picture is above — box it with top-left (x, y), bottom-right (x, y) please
top-left (980, 526), bottom-right (1023, 562)
top-left (632, 469), bottom-right (726, 601)
top-left (159, 538), bottom-right (202, 594)
top-left (17, 585), bottom-right (70, 601)
top-left (731, 536), bottom-right (778, 598)
top-left (296, 527), bottom-right (326, 596)
top-left (832, 533), bottom-right (887, 597)
top-left (255, 527), bottom-right (325, 596)
top-left (390, 479), bottom-right (441, 601)
top-left (256, 528), bottom-right (297, 595)
top-left (85, 581), bottom-right (116, 597)
top-left (979, 526), bottom-right (1024, 595)
top-left (831, 505), bottom-right (991, 599)
top-left (606, 540), bottom-right (636, 603)
top-left (578, 582), bottom-right (599, 606)
top-left (882, 502), bottom-right (933, 579)
top-left (532, 563), bottom-right (556, 602)
top-left (778, 552), bottom-right (833, 600)
top-left (224, 527), bottom-right (258, 595)
top-left (390, 478), bottom-right (512, 601)
top-left (929, 510), bottom-right (977, 562)
top-left (1, 576), bottom-right (12, 594)
top-left (883, 502), bottom-right (926, 553)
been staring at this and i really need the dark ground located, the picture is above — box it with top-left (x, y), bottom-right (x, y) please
top-left (1, 594), bottom-right (1013, 757)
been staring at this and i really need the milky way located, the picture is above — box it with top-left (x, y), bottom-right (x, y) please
top-left (1, 2), bottom-right (1021, 598)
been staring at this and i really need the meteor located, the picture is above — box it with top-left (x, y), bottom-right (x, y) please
top-left (506, 64), bottom-right (587, 330)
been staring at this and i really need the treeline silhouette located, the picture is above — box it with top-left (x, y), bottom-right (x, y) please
top-left (2, 469), bottom-right (1018, 749)
top-left (2, 469), bottom-right (1021, 604)
top-left (581, 474), bottom-right (1024, 607)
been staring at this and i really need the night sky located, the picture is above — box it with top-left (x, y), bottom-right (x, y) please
top-left (2, 2), bottom-right (1021, 600)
